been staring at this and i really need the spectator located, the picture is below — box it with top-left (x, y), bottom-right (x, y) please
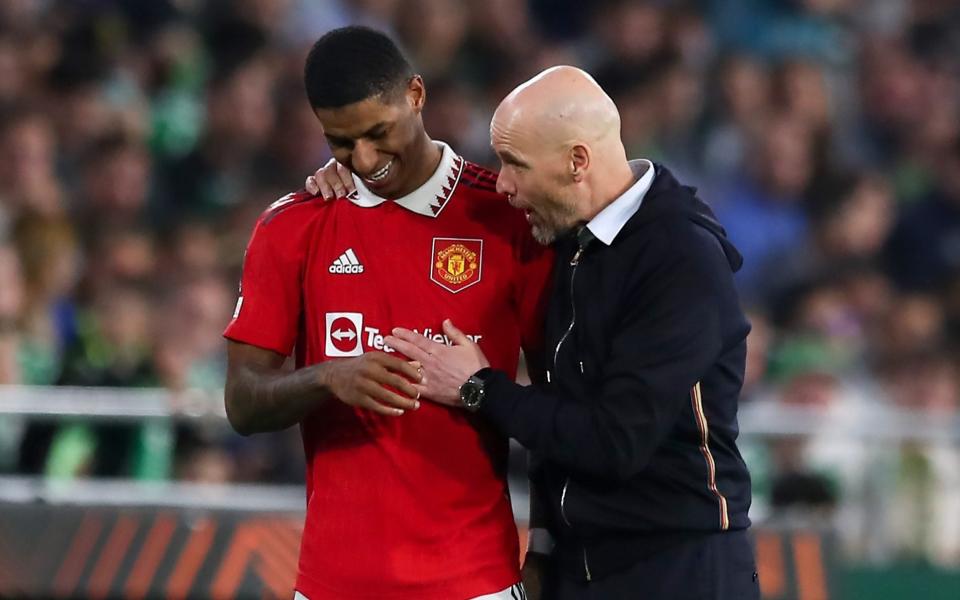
top-left (701, 54), bottom-right (772, 181)
top-left (11, 214), bottom-right (80, 384)
top-left (885, 138), bottom-right (960, 291)
top-left (76, 133), bottom-right (153, 242)
top-left (760, 170), bottom-right (895, 309)
top-left (0, 107), bottom-right (63, 223)
top-left (18, 280), bottom-right (163, 478)
top-left (714, 111), bottom-right (816, 301)
top-left (161, 34), bottom-right (277, 221)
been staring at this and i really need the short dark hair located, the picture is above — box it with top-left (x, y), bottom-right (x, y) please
top-left (304, 26), bottom-right (413, 109)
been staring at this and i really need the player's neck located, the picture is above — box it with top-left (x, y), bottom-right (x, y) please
top-left (392, 134), bottom-right (443, 198)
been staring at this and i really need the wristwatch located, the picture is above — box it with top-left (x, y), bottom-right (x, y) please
top-left (459, 368), bottom-right (494, 412)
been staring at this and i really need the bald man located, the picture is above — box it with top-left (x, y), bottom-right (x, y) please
top-left (377, 66), bottom-right (759, 600)
top-left (486, 66), bottom-right (635, 246)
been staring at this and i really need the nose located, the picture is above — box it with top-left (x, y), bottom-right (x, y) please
top-left (352, 139), bottom-right (379, 175)
top-left (496, 170), bottom-right (515, 197)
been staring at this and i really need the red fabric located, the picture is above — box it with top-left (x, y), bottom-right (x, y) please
top-left (224, 162), bottom-right (553, 600)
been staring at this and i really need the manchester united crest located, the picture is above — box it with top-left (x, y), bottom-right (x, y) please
top-left (431, 238), bottom-right (483, 293)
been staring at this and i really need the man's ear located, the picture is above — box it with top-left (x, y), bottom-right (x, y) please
top-left (407, 75), bottom-right (426, 114)
top-left (570, 144), bottom-right (590, 182)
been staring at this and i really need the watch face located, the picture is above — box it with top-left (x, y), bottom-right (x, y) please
top-left (461, 378), bottom-right (484, 411)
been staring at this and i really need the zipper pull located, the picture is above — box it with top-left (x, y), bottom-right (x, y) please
top-left (570, 226), bottom-right (594, 266)
top-left (570, 247), bottom-right (583, 266)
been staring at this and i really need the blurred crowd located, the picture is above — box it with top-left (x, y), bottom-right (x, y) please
top-left (0, 0), bottom-right (958, 567)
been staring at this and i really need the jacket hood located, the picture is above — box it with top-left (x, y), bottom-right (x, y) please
top-left (626, 163), bottom-right (743, 272)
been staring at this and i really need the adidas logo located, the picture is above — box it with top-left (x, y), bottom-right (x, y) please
top-left (329, 248), bottom-right (365, 274)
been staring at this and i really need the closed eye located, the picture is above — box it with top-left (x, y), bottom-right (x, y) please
top-left (366, 125), bottom-right (390, 140)
top-left (326, 135), bottom-right (353, 149)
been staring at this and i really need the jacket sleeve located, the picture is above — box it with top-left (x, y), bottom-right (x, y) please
top-left (479, 224), bottom-right (731, 481)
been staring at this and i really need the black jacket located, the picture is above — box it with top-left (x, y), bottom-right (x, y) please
top-left (479, 164), bottom-right (752, 580)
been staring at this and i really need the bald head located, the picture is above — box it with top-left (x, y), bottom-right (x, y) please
top-left (490, 66), bottom-right (635, 245)
top-left (492, 66), bottom-right (622, 153)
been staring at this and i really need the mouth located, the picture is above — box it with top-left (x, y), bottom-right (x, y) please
top-left (509, 196), bottom-right (533, 220)
top-left (363, 160), bottom-right (394, 185)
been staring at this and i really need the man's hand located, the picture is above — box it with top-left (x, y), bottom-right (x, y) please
top-left (322, 352), bottom-right (423, 416)
top-left (305, 158), bottom-right (356, 200)
top-left (385, 319), bottom-right (490, 407)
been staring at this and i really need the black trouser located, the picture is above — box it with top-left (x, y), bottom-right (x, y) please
top-left (543, 530), bottom-right (760, 600)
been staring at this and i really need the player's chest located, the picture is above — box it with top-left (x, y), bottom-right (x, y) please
top-left (300, 212), bottom-right (515, 358)
top-left (304, 221), bottom-right (514, 292)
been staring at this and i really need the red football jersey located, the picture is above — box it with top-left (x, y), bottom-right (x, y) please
top-left (224, 142), bottom-right (554, 600)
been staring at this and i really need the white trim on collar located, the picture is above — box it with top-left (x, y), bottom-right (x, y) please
top-left (346, 141), bottom-right (465, 218)
top-left (586, 159), bottom-right (654, 245)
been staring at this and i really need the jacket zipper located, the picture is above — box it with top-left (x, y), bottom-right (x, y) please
top-left (555, 244), bottom-right (592, 581)
top-left (552, 247), bottom-right (582, 373)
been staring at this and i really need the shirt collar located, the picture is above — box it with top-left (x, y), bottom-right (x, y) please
top-left (586, 159), bottom-right (654, 245)
top-left (346, 141), bottom-right (465, 218)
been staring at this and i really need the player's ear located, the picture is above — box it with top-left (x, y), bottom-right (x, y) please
top-left (407, 75), bottom-right (426, 114)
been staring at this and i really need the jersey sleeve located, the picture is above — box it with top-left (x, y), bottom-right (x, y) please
top-left (223, 212), bottom-right (304, 356)
top-left (514, 228), bottom-right (555, 358)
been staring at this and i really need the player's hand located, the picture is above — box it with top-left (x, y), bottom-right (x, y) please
top-left (385, 319), bottom-right (490, 407)
top-left (322, 352), bottom-right (422, 416)
top-left (305, 158), bottom-right (356, 200)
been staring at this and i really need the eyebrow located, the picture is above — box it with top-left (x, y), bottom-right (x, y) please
top-left (326, 122), bottom-right (389, 145)
top-left (499, 150), bottom-right (530, 168)
top-left (361, 122), bottom-right (388, 137)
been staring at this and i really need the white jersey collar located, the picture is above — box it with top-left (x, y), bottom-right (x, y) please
top-left (347, 141), bottom-right (464, 218)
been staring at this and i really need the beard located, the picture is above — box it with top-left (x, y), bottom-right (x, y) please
top-left (530, 224), bottom-right (560, 246)
top-left (527, 197), bottom-right (579, 246)
top-left (530, 222), bottom-right (557, 245)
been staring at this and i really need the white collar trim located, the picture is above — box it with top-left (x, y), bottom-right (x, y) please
top-left (586, 159), bottom-right (654, 245)
top-left (346, 141), bottom-right (464, 218)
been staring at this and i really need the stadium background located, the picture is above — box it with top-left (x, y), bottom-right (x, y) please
top-left (0, 0), bottom-right (958, 598)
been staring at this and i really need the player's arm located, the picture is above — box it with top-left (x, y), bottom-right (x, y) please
top-left (224, 200), bottom-right (420, 436)
top-left (225, 341), bottom-right (323, 435)
top-left (225, 340), bottom-right (422, 436)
